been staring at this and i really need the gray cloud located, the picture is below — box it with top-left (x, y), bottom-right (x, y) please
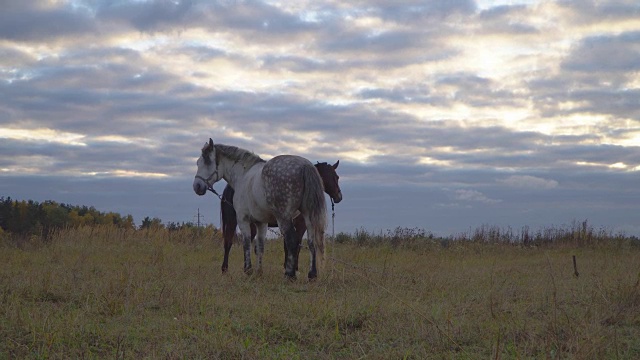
top-left (560, 0), bottom-right (640, 23)
top-left (563, 32), bottom-right (640, 73)
top-left (357, 86), bottom-right (435, 104)
top-left (95, 0), bottom-right (198, 32)
top-left (499, 175), bottom-right (559, 189)
top-left (1, 0), bottom-right (639, 235)
top-left (478, 5), bottom-right (539, 34)
top-left (0, 1), bottom-right (95, 41)
top-left (453, 189), bottom-right (502, 203)
top-left (358, 0), bottom-right (477, 22)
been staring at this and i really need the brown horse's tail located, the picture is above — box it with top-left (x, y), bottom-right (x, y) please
top-left (301, 163), bottom-right (327, 263)
top-left (220, 185), bottom-right (237, 245)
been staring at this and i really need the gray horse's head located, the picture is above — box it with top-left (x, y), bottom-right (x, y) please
top-left (193, 138), bottom-right (219, 196)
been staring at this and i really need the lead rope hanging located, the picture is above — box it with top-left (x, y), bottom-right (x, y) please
top-left (207, 185), bottom-right (234, 207)
top-left (330, 197), bottom-right (335, 277)
top-left (331, 198), bottom-right (335, 239)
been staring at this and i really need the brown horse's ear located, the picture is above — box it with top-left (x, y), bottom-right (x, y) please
top-left (333, 160), bottom-right (339, 169)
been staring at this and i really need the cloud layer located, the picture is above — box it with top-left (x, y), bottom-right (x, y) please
top-left (1, 0), bottom-right (639, 235)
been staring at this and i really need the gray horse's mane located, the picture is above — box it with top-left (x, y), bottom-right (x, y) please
top-left (215, 144), bottom-right (265, 168)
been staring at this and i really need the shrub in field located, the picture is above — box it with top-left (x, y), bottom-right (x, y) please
top-left (335, 232), bottom-right (351, 244)
top-left (332, 220), bottom-right (634, 249)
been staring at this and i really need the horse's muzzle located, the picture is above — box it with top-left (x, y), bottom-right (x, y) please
top-left (193, 178), bottom-right (208, 196)
top-left (333, 191), bottom-right (343, 203)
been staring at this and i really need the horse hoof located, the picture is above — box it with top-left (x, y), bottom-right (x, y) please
top-left (244, 267), bottom-right (253, 275)
top-left (221, 266), bottom-right (228, 274)
top-left (308, 271), bottom-right (317, 280)
top-left (285, 271), bottom-right (296, 281)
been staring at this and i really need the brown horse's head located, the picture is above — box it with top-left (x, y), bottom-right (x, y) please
top-left (315, 160), bottom-right (342, 204)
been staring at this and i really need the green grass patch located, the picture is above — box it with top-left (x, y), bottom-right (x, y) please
top-left (1, 225), bottom-right (639, 358)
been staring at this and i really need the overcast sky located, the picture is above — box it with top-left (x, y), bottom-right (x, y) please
top-left (1, 0), bottom-right (639, 237)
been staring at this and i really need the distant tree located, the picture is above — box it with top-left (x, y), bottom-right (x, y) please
top-left (0, 196), bottom-right (12, 230)
top-left (140, 216), bottom-right (152, 230)
top-left (15, 201), bottom-right (30, 233)
top-left (123, 215), bottom-right (135, 230)
top-left (101, 212), bottom-right (116, 225)
top-left (42, 200), bottom-right (69, 234)
top-left (81, 212), bottom-right (95, 226)
top-left (140, 216), bottom-right (163, 230)
top-left (0, 196), bottom-right (140, 236)
top-left (166, 221), bottom-right (197, 231)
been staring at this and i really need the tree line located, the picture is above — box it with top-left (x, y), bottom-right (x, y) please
top-left (0, 196), bottom-right (200, 237)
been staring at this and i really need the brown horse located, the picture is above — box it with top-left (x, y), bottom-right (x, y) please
top-left (220, 161), bottom-right (342, 274)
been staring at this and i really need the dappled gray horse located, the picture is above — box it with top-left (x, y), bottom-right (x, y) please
top-left (193, 139), bottom-right (326, 280)
top-left (220, 160), bottom-right (342, 274)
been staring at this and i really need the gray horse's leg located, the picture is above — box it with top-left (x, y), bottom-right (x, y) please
top-left (293, 215), bottom-right (306, 271)
top-left (255, 223), bottom-right (267, 275)
top-left (283, 216), bottom-right (306, 271)
top-left (279, 219), bottom-right (298, 279)
top-left (307, 235), bottom-right (317, 280)
top-left (304, 214), bottom-right (317, 280)
top-left (238, 221), bottom-right (253, 275)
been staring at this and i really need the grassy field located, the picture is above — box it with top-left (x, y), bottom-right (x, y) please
top-left (1, 225), bottom-right (639, 359)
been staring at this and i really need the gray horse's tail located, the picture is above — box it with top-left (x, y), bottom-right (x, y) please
top-left (301, 164), bottom-right (327, 260)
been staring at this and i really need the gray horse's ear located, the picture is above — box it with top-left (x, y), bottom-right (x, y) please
top-left (208, 138), bottom-right (214, 149)
top-left (333, 160), bottom-right (339, 169)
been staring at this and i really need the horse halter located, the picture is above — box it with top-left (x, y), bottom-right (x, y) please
top-left (195, 169), bottom-right (219, 191)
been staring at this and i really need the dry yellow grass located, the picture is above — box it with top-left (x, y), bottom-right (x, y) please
top-left (1, 225), bottom-right (639, 359)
